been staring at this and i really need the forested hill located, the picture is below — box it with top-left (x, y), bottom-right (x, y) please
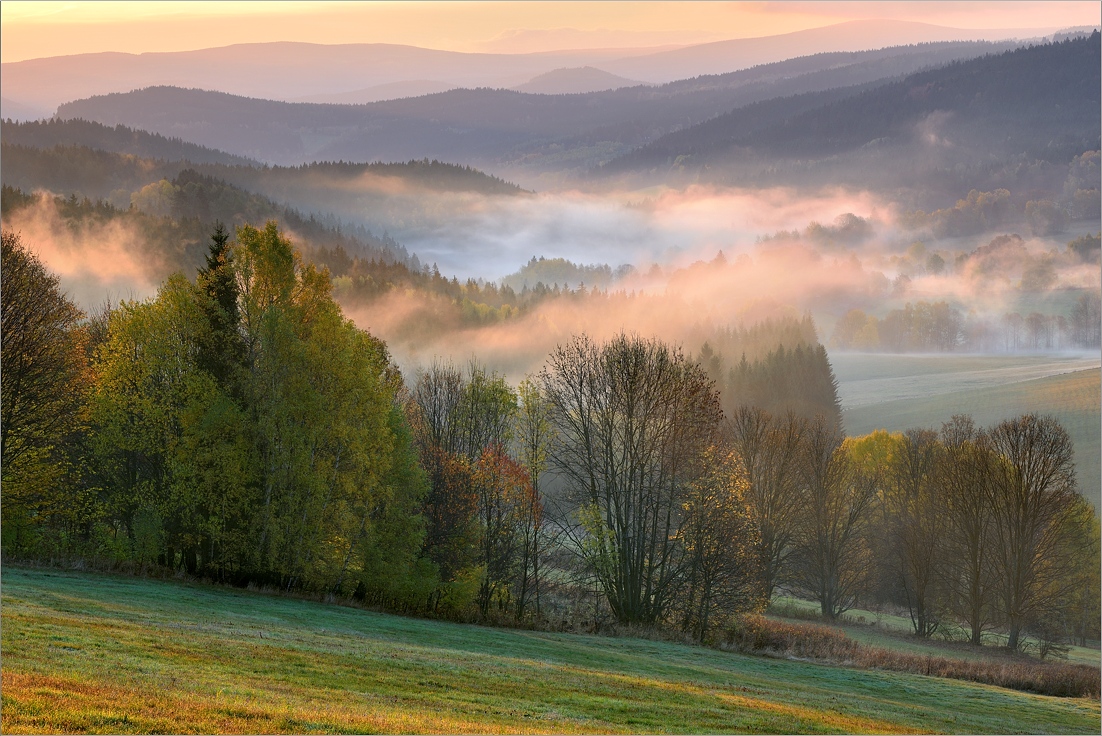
top-left (0, 118), bottom-right (256, 166)
top-left (604, 34), bottom-right (1100, 181)
top-left (52, 41), bottom-right (1020, 171)
top-left (1, 119), bottom-right (525, 197)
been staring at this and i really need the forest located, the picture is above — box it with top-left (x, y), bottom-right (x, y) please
top-left (3, 223), bottom-right (1097, 651)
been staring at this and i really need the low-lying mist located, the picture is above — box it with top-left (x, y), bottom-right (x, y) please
top-left (7, 184), bottom-right (1099, 384)
top-left (3, 196), bottom-right (164, 308)
top-left (359, 184), bottom-right (1099, 378)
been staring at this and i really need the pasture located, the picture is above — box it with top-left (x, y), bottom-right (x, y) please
top-left (833, 354), bottom-right (1101, 511)
top-left (2, 567), bottom-right (1099, 734)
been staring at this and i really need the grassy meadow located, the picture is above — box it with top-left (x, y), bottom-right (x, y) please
top-left (2, 566), bottom-right (1100, 735)
top-left (834, 354), bottom-right (1101, 510)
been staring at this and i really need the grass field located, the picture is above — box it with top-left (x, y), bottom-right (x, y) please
top-left (833, 354), bottom-right (1101, 512)
top-left (2, 567), bottom-right (1100, 734)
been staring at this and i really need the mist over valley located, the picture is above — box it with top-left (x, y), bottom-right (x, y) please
top-left (3, 8), bottom-right (1101, 731)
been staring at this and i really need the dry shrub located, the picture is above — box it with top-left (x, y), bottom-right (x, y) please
top-left (723, 615), bottom-right (1100, 698)
top-left (725, 615), bottom-right (861, 661)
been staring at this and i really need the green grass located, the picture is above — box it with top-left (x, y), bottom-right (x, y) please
top-left (2, 567), bottom-right (1099, 734)
top-left (837, 360), bottom-right (1100, 512)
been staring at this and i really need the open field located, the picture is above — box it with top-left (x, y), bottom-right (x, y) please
top-left (2, 567), bottom-right (1100, 734)
top-left (834, 354), bottom-right (1101, 511)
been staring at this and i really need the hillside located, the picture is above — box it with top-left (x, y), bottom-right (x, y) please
top-left (0, 118), bottom-right (256, 166)
top-left (52, 41), bottom-right (1021, 174)
top-left (3, 567), bottom-right (1098, 734)
top-left (604, 34), bottom-right (1100, 198)
top-left (0, 137), bottom-right (525, 242)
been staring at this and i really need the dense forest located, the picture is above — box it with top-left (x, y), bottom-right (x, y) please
top-left (3, 223), bottom-right (1097, 650)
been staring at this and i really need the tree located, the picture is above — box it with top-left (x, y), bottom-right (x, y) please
top-left (677, 447), bottom-right (763, 642)
top-left (472, 444), bottom-right (531, 617)
top-left (513, 378), bottom-right (553, 620)
top-left (231, 222), bottom-right (419, 592)
top-left (196, 221), bottom-right (244, 388)
top-left (1, 230), bottom-right (89, 552)
top-left (938, 415), bottom-right (997, 645)
top-left (541, 333), bottom-right (723, 624)
top-left (90, 274), bottom-right (233, 573)
top-left (1069, 291), bottom-right (1101, 348)
top-left (986, 414), bottom-right (1081, 650)
top-left (726, 407), bottom-right (805, 600)
top-left (887, 428), bottom-right (947, 637)
top-left (793, 419), bottom-right (877, 620)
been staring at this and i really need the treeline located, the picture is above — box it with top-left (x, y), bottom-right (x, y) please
top-left (4, 225), bottom-right (1096, 654)
top-left (1, 119), bottom-right (525, 196)
top-left (0, 118), bottom-right (256, 166)
top-left (832, 294), bottom-right (1102, 352)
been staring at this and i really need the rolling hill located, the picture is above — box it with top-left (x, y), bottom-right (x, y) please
top-left (52, 40), bottom-right (1024, 177)
top-left (3, 567), bottom-right (1098, 734)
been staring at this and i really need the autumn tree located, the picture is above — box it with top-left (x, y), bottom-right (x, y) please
top-left (1, 230), bottom-right (90, 552)
top-left (513, 378), bottom-right (553, 620)
top-left (472, 444), bottom-right (532, 617)
top-left (677, 447), bottom-right (763, 642)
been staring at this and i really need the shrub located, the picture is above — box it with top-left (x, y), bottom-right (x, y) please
top-left (723, 614), bottom-right (1100, 698)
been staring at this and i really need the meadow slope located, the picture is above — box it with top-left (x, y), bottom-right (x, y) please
top-left (836, 357), bottom-right (1101, 511)
top-left (2, 567), bottom-right (1099, 734)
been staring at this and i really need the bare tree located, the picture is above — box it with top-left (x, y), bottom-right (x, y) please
top-left (986, 414), bottom-right (1080, 651)
top-left (541, 333), bottom-right (723, 624)
top-left (938, 415), bottom-right (997, 645)
top-left (792, 417), bottom-right (876, 620)
top-left (727, 407), bottom-right (806, 600)
top-left (888, 428), bottom-right (946, 637)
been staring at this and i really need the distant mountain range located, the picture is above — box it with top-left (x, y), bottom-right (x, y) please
top-left (1, 19), bottom-right (1069, 118)
top-left (52, 39), bottom-right (1029, 181)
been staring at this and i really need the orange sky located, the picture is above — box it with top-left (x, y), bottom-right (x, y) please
top-left (2, 1), bottom-right (1099, 63)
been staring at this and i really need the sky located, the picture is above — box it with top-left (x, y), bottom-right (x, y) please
top-left (2, 1), bottom-right (1099, 63)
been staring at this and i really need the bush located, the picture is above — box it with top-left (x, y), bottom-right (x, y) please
top-left (722, 614), bottom-right (1100, 698)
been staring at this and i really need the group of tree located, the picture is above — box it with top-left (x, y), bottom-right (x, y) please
top-left (726, 409), bottom-right (1099, 650)
top-left (2, 225), bottom-right (434, 602)
top-left (831, 294), bottom-right (1102, 352)
top-left (900, 155), bottom-right (1099, 238)
top-left (4, 224), bottom-right (1097, 652)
